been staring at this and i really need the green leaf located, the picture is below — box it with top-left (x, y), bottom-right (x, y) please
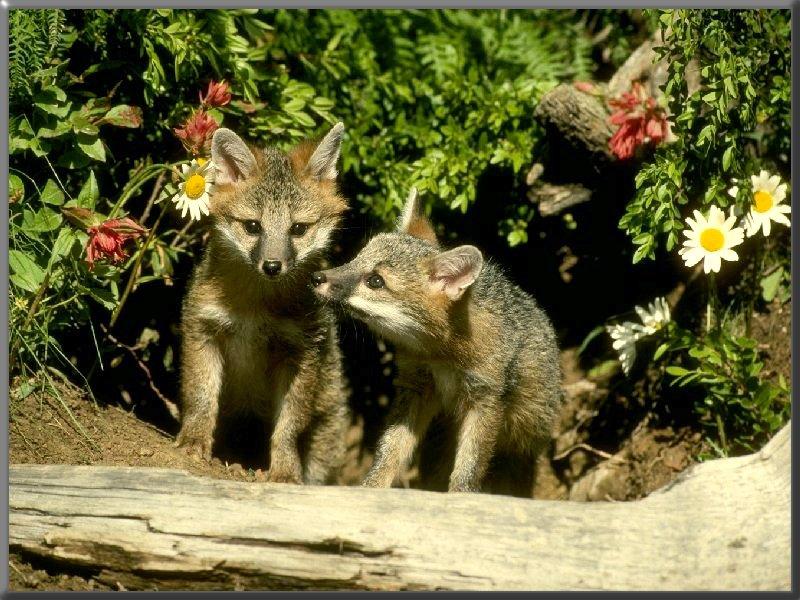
top-left (88, 286), bottom-right (117, 310)
top-left (9, 250), bottom-right (46, 293)
top-left (653, 342), bottom-right (669, 361)
top-left (760, 268), bottom-right (783, 302)
top-left (632, 243), bottom-right (651, 264)
top-left (77, 171), bottom-right (99, 209)
top-left (40, 179), bottom-right (65, 206)
top-left (22, 207), bottom-right (63, 233)
top-left (507, 229), bottom-right (526, 247)
top-left (666, 365), bottom-right (690, 377)
top-left (577, 325), bottom-right (605, 356)
top-left (721, 145), bottom-right (733, 171)
top-left (283, 98), bottom-right (306, 112)
top-left (57, 149), bottom-right (92, 170)
top-left (37, 120), bottom-right (73, 139)
top-left (47, 228), bottom-right (77, 270)
top-left (206, 108), bottom-right (224, 126)
top-left (33, 88), bottom-right (71, 118)
top-left (101, 105), bottom-right (143, 128)
top-left (77, 135), bottom-right (106, 162)
top-left (70, 112), bottom-right (99, 136)
top-left (9, 174), bottom-right (24, 203)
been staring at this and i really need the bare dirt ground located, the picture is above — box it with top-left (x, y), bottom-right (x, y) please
top-left (8, 300), bottom-right (790, 591)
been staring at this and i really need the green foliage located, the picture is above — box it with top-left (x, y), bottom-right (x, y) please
top-left (8, 8), bottom-right (598, 375)
top-left (9, 9), bottom-right (69, 105)
top-left (659, 323), bottom-right (789, 457)
top-left (258, 10), bottom-right (595, 232)
top-left (620, 9), bottom-right (791, 262)
top-left (602, 9), bottom-right (792, 456)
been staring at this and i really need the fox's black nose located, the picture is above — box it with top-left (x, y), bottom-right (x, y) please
top-left (263, 261), bottom-right (282, 276)
top-left (311, 271), bottom-right (327, 286)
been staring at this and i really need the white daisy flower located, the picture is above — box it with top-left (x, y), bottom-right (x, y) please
top-left (606, 296), bottom-right (671, 375)
top-left (634, 296), bottom-right (671, 335)
top-left (172, 158), bottom-right (215, 221)
top-left (743, 169), bottom-right (791, 238)
top-left (606, 322), bottom-right (648, 375)
top-left (678, 205), bottom-right (744, 274)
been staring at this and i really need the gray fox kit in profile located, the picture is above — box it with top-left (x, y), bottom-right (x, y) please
top-left (312, 189), bottom-right (562, 495)
top-left (176, 123), bottom-right (350, 485)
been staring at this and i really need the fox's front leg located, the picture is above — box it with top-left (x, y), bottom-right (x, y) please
top-left (267, 359), bottom-right (317, 484)
top-left (448, 399), bottom-right (502, 493)
top-left (363, 387), bottom-right (436, 488)
top-left (176, 332), bottom-right (223, 461)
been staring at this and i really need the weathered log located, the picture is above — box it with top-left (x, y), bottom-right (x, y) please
top-left (527, 182), bottom-right (593, 217)
top-left (533, 84), bottom-right (615, 160)
top-left (528, 35), bottom-right (677, 215)
top-left (9, 423), bottom-right (790, 591)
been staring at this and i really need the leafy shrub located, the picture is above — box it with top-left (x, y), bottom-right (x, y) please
top-left (620, 9), bottom-right (791, 262)
top-left (606, 9), bottom-right (791, 456)
top-left (8, 8), bottom-right (598, 378)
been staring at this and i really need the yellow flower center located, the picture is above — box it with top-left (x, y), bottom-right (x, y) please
top-left (185, 174), bottom-right (206, 199)
top-left (700, 227), bottom-right (724, 252)
top-left (753, 190), bottom-right (773, 213)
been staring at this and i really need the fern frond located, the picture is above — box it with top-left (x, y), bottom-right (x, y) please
top-left (9, 9), bottom-right (66, 106)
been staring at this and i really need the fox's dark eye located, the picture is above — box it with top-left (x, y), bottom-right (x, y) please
top-left (243, 220), bottom-right (261, 235)
top-left (290, 223), bottom-right (309, 236)
top-left (366, 273), bottom-right (385, 290)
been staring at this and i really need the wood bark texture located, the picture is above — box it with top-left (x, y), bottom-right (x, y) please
top-left (9, 423), bottom-right (790, 591)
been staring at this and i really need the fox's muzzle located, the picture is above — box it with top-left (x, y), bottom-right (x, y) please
top-left (311, 268), bottom-right (359, 301)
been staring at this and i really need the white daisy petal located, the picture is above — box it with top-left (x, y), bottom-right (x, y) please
top-left (171, 159), bottom-right (217, 222)
top-left (706, 253), bottom-right (722, 274)
top-left (772, 212), bottom-right (791, 227)
top-left (683, 247), bottom-right (705, 267)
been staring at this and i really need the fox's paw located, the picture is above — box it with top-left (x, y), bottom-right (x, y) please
top-left (266, 462), bottom-right (303, 485)
top-left (175, 429), bottom-right (213, 462)
top-left (266, 469), bottom-right (303, 485)
top-left (448, 478), bottom-right (481, 494)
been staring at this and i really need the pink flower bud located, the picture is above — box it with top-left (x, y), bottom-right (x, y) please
top-left (173, 110), bottom-right (220, 156)
top-left (199, 80), bottom-right (232, 108)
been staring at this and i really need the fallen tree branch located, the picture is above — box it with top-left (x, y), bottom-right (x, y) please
top-left (528, 182), bottom-right (592, 216)
top-left (9, 423), bottom-right (790, 591)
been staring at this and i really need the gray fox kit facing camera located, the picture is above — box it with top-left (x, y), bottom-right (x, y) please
top-left (312, 189), bottom-right (563, 495)
top-left (176, 123), bottom-right (350, 485)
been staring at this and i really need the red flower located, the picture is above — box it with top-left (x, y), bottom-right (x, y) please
top-left (607, 82), bottom-right (670, 160)
top-left (173, 110), bottom-right (219, 156)
top-left (85, 217), bottom-right (147, 269)
top-left (199, 80), bottom-right (232, 108)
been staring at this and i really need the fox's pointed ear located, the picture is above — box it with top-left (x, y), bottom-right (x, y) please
top-left (428, 245), bottom-right (483, 301)
top-left (211, 129), bottom-right (258, 185)
top-left (304, 122), bottom-right (344, 181)
top-left (397, 187), bottom-right (437, 243)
